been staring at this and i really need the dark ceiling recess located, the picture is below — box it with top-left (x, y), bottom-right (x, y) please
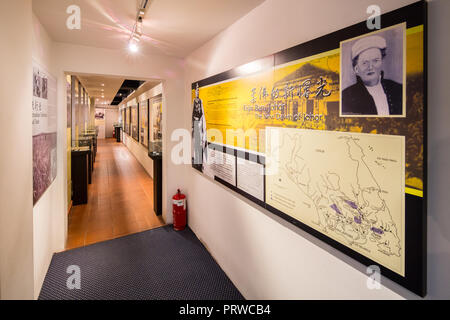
top-left (111, 79), bottom-right (145, 105)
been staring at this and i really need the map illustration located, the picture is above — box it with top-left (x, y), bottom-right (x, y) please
top-left (265, 127), bottom-right (405, 275)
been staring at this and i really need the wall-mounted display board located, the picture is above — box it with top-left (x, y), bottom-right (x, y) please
top-left (150, 96), bottom-right (162, 142)
top-left (121, 108), bottom-right (126, 133)
top-left (32, 60), bottom-right (57, 205)
top-left (66, 75), bottom-right (71, 130)
top-left (131, 104), bottom-right (139, 141)
top-left (125, 107), bottom-right (131, 135)
top-left (191, 1), bottom-right (427, 296)
top-left (140, 99), bottom-right (149, 147)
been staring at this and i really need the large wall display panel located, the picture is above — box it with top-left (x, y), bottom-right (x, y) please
top-left (191, 1), bottom-right (427, 296)
top-left (66, 76), bottom-right (71, 130)
top-left (32, 60), bottom-right (57, 205)
top-left (140, 99), bottom-right (149, 147)
top-left (150, 96), bottom-right (162, 142)
top-left (122, 107), bottom-right (125, 134)
top-left (131, 105), bottom-right (139, 141)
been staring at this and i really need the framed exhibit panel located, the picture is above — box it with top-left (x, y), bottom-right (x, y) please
top-left (66, 75), bottom-right (71, 130)
top-left (82, 88), bottom-right (87, 127)
top-left (71, 76), bottom-right (76, 142)
top-left (131, 104), bottom-right (139, 141)
top-left (75, 80), bottom-right (81, 135)
top-left (150, 95), bottom-right (162, 142)
top-left (191, 1), bottom-right (427, 296)
top-left (125, 106), bottom-right (131, 135)
top-left (95, 109), bottom-right (104, 120)
top-left (121, 107), bottom-right (126, 134)
top-left (33, 59), bottom-right (57, 205)
top-left (139, 99), bottom-right (149, 147)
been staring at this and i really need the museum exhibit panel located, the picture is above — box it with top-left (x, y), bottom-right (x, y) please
top-left (190, 1), bottom-right (427, 296)
top-left (32, 60), bottom-right (57, 205)
top-left (131, 104), bottom-right (139, 141)
top-left (140, 99), bottom-right (149, 147)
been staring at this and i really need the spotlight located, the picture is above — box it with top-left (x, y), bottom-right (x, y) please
top-left (129, 41), bottom-right (138, 53)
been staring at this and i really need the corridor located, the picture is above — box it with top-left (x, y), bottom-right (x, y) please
top-left (66, 138), bottom-right (165, 249)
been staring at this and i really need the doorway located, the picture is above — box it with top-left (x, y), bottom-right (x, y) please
top-left (66, 74), bottom-right (164, 249)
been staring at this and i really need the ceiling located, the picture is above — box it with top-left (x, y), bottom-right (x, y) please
top-left (75, 74), bottom-right (160, 105)
top-left (33, 0), bottom-right (265, 58)
top-left (111, 80), bottom-right (146, 105)
top-left (77, 75), bottom-right (124, 105)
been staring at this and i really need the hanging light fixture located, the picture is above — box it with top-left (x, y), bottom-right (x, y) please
top-left (128, 41), bottom-right (138, 52)
top-left (128, 0), bottom-right (149, 52)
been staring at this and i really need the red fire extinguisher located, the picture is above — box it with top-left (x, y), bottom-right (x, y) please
top-left (172, 189), bottom-right (186, 231)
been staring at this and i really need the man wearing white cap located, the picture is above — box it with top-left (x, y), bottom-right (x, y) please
top-left (342, 35), bottom-right (402, 116)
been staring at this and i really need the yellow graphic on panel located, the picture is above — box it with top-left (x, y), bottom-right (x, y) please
top-left (193, 27), bottom-right (424, 193)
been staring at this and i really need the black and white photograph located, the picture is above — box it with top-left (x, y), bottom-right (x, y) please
top-left (41, 77), bottom-right (48, 99)
top-left (33, 69), bottom-right (41, 98)
top-left (340, 23), bottom-right (406, 117)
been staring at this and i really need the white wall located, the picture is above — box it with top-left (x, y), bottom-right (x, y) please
top-left (185, 0), bottom-right (450, 299)
top-left (0, 2), bottom-right (67, 300)
top-left (426, 0), bottom-right (450, 299)
top-left (105, 109), bottom-right (118, 138)
top-left (0, 0), bottom-right (34, 300)
top-left (31, 13), bottom-right (67, 299)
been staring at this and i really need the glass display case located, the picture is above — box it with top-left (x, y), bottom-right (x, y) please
top-left (72, 138), bottom-right (94, 184)
top-left (148, 140), bottom-right (162, 156)
top-left (73, 137), bottom-right (92, 148)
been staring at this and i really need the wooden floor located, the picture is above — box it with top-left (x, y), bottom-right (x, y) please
top-left (66, 138), bottom-right (165, 250)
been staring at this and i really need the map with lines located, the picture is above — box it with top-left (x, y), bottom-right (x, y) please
top-left (265, 127), bottom-right (405, 275)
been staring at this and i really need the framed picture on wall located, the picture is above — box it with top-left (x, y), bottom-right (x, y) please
top-left (122, 108), bottom-right (126, 133)
top-left (150, 95), bottom-right (162, 142)
top-left (139, 99), bottom-right (149, 147)
top-left (131, 104), bottom-right (139, 141)
top-left (126, 107), bottom-right (131, 135)
top-left (339, 23), bottom-right (406, 117)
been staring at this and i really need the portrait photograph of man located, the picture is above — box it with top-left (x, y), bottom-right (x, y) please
top-left (340, 23), bottom-right (406, 117)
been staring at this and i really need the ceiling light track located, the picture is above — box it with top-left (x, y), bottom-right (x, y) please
top-left (128, 0), bottom-right (151, 52)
